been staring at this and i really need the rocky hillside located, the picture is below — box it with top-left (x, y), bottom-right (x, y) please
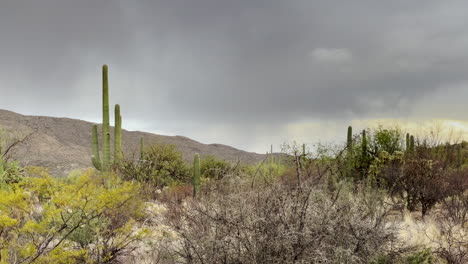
top-left (0, 109), bottom-right (269, 176)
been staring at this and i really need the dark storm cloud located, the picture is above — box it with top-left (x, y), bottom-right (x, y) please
top-left (120, 0), bottom-right (468, 122)
top-left (1, 0), bottom-right (468, 151)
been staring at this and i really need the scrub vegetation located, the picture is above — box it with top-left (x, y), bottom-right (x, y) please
top-left (0, 66), bottom-right (465, 263)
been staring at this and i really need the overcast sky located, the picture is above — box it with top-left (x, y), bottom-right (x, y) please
top-left (1, 0), bottom-right (468, 153)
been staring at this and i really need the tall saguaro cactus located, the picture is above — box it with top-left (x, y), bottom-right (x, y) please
top-left (91, 65), bottom-right (123, 171)
top-left (102, 65), bottom-right (111, 170)
top-left (193, 153), bottom-right (201, 197)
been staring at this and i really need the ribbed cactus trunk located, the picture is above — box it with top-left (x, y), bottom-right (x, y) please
top-left (91, 125), bottom-right (102, 170)
top-left (346, 126), bottom-right (354, 179)
top-left (193, 153), bottom-right (201, 197)
top-left (114, 104), bottom-right (122, 164)
top-left (362, 130), bottom-right (367, 157)
top-left (347, 126), bottom-right (353, 155)
top-left (102, 65), bottom-right (111, 171)
top-left (409, 135), bottom-right (415, 153)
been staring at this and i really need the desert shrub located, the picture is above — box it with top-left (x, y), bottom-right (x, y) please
top-left (427, 191), bottom-right (468, 264)
top-left (162, 179), bottom-right (404, 264)
top-left (0, 159), bottom-right (24, 186)
top-left (364, 136), bottom-right (468, 216)
top-left (0, 167), bottom-right (150, 263)
top-left (371, 127), bottom-right (405, 155)
top-left (200, 155), bottom-right (238, 180)
top-left (404, 249), bottom-right (435, 264)
top-left (157, 184), bottom-right (194, 204)
top-left (120, 144), bottom-right (190, 191)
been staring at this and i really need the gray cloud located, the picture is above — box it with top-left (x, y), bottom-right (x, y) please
top-left (0, 0), bottom-right (467, 152)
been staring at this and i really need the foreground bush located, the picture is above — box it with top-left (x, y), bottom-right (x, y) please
top-left (161, 179), bottom-right (405, 264)
top-left (0, 167), bottom-right (149, 263)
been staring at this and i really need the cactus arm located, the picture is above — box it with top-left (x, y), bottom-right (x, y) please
top-left (91, 125), bottom-right (102, 170)
top-left (193, 153), bottom-right (200, 197)
top-left (114, 104), bottom-right (122, 164)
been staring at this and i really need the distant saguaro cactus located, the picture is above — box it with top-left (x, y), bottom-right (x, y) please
top-left (193, 153), bottom-right (201, 197)
top-left (409, 135), bottom-right (415, 153)
top-left (406, 133), bottom-right (410, 152)
top-left (347, 126), bottom-right (353, 155)
top-left (362, 129), bottom-right (367, 158)
top-left (91, 65), bottom-right (123, 171)
top-left (345, 126), bottom-right (354, 179)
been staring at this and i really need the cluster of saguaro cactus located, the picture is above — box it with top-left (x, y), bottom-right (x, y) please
top-left (193, 153), bottom-right (200, 197)
top-left (405, 133), bottom-right (416, 153)
top-left (405, 134), bottom-right (415, 153)
top-left (91, 65), bottom-right (123, 171)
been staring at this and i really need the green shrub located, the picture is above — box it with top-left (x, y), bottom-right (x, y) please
top-left (200, 155), bottom-right (237, 180)
top-left (0, 160), bottom-right (24, 186)
top-left (120, 144), bottom-right (190, 189)
top-left (404, 249), bottom-right (434, 264)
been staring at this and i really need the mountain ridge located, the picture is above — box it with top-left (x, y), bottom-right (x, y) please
top-left (0, 109), bottom-right (268, 176)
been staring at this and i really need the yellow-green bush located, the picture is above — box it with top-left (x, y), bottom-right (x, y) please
top-left (0, 167), bottom-right (149, 263)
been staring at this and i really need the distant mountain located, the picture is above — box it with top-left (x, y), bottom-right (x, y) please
top-left (0, 109), bottom-right (270, 176)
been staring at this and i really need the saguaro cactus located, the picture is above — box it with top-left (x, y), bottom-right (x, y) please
top-left (91, 65), bottom-right (123, 171)
top-left (362, 130), bottom-right (367, 157)
top-left (102, 65), bottom-right (111, 170)
top-left (406, 133), bottom-right (410, 151)
top-left (345, 126), bottom-right (354, 179)
top-left (409, 135), bottom-right (415, 153)
top-left (114, 104), bottom-right (122, 164)
top-left (347, 126), bottom-right (353, 155)
top-left (193, 153), bottom-right (200, 197)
